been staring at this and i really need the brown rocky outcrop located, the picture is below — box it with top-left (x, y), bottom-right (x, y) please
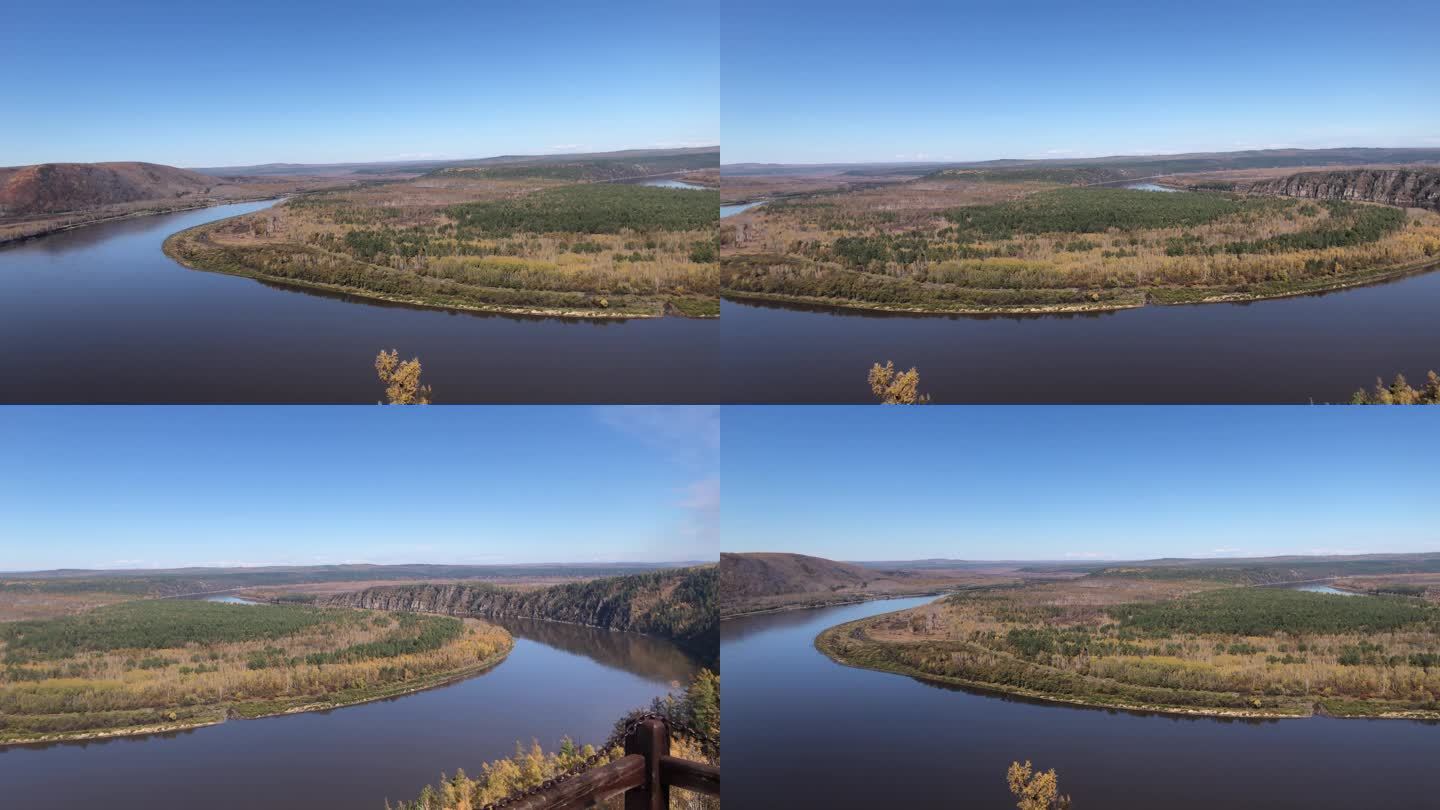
top-left (321, 566), bottom-right (717, 645)
top-left (1243, 169), bottom-right (1440, 210)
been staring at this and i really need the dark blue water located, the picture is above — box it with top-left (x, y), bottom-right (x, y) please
top-left (720, 260), bottom-right (1440, 403)
top-left (0, 202), bottom-right (720, 403)
top-left (724, 597), bottom-right (1440, 809)
top-left (0, 617), bottom-right (699, 810)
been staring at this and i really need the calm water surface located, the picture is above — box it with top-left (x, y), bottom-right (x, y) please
top-left (1285, 583), bottom-right (1362, 596)
top-left (720, 201), bottom-right (766, 218)
top-left (0, 617), bottom-right (699, 810)
top-left (1119, 181), bottom-right (1183, 192)
top-left (0, 202), bottom-right (720, 403)
top-left (725, 597), bottom-right (1440, 809)
top-left (198, 594), bottom-right (262, 605)
top-left (635, 178), bottom-right (707, 190)
top-left (720, 261), bottom-right (1440, 403)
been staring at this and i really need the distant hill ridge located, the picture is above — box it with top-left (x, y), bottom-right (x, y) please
top-left (194, 145), bottom-right (720, 178)
top-left (0, 161), bottom-right (216, 216)
top-left (723, 146), bottom-right (1440, 176)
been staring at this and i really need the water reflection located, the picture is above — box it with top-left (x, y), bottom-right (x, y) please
top-left (720, 262), bottom-right (1440, 403)
top-left (492, 616), bottom-right (706, 681)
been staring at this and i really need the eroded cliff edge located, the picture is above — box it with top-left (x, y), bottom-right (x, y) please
top-left (1243, 168), bottom-right (1440, 210)
top-left (320, 566), bottom-right (718, 662)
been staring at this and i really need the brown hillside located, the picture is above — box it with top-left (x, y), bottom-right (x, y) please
top-left (720, 552), bottom-right (890, 600)
top-left (0, 161), bottom-right (217, 216)
top-left (720, 552), bottom-right (1017, 617)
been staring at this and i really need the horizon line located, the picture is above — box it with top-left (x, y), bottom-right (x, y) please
top-left (726, 549), bottom-right (1440, 564)
top-left (1, 559), bottom-right (718, 576)
top-left (1, 144), bottom-right (722, 172)
top-left (720, 142), bottom-right (1440, 168)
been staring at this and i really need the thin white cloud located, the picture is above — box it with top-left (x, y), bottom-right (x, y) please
top-left (675, 476), bottom-right (720, 553)
top-left (594, 406), bottom-right (720, 468)
top-left (679, 477), bottom-right (720, 512)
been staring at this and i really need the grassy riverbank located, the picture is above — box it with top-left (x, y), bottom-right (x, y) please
top-left (164, 179), bottom-right (719, 319)
top-left (815, 578), bottom-right (1440, 720)
top-left (0, 600), bottom-right (513, 745)
top-left (722, 183), bottom-right (1440, 314)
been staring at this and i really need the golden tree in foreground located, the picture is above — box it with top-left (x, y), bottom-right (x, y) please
top-left (868, 360), bottom-right (929, 404)
top-left (1008, 760), bottom-right (1072, 810)
top-left (1351, 371), bottom-right (1440, 404)
top-left (375, 349), bottom-right (432, 405)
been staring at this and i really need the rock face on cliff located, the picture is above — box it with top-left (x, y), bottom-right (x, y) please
top-left (1244, 169), bottom-right (1440, 210)
top-left (322, 566), bottom-right (718, 646)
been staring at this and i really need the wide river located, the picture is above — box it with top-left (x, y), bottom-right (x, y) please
top-left (725, 597), bottom-right (1440, 809)
top-left (720, 259), bottom-right (1440, 402)
top-left (0, 201), bottom-right (720, 403)
top-left (0, 616), bottom-right (701, 810)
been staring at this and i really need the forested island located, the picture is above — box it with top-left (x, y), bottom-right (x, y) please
top-left (817, 559), bottom-right (1440, 719)
top-left (721, 152), bottom-right (1440, 314)
top-left (164, 149), bottom-right (720, 318)
top-left (0, 599), bottom-right (511, 744)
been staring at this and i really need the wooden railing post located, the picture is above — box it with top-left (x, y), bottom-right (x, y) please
top-left (624, 718), bottom-right (669, 810)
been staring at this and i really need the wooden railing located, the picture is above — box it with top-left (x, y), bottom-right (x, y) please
top-left (507, 719), bottom-right (719, 810)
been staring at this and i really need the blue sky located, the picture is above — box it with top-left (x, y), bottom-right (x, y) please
top-left (1, 0), bottom-right (717, 167)
top-left (722, 0), bottom-right (1440, 164)
top-left (723, 407), bottom-right (1439, 561)
top-left (0, 406), bottom-right (719, 571)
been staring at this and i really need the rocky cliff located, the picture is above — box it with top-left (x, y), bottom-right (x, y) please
top-left (1244, 169), bottom-right (1440, 210)
top-left (322, 566), bottom-right (718, 647)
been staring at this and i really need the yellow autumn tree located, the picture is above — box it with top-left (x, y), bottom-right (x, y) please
top-left (375, 349), bottom-right (433, 404)
top-left (1352, 370), bottom-right (1440, 404)
top-left (869, 360), bottom-right (929, 404)
top-left (1008, 760), bottom-right (1071, 810)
